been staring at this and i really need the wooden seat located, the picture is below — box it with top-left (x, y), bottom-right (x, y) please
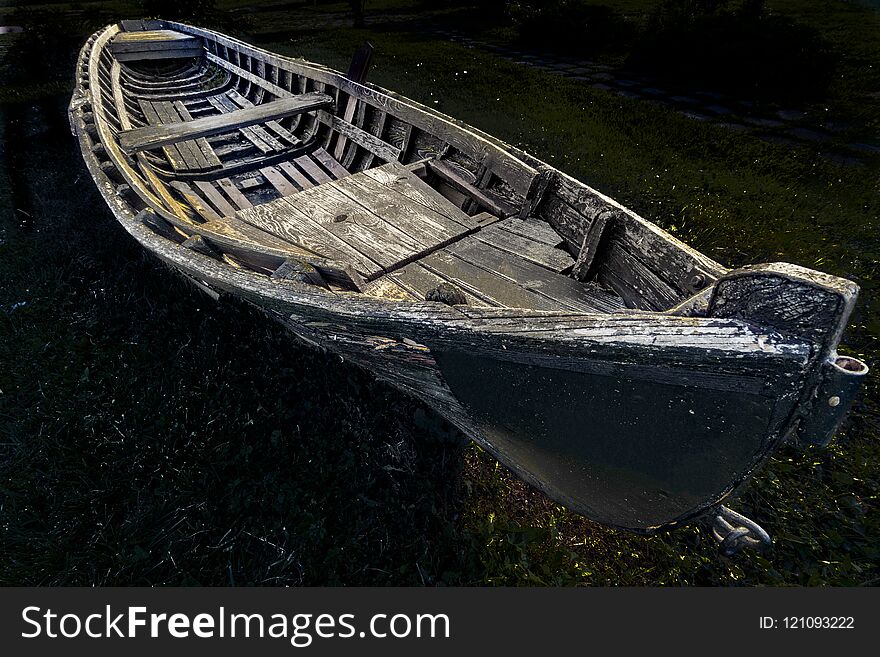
top-left (118, 93), bottom-right (334, 153)
top-left (109, 29), bottom-right (203, 61)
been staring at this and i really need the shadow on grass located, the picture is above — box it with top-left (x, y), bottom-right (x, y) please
top-left (627, 7), bottom-right (837, 102)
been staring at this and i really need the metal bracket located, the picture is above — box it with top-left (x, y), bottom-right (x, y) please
top-left (711, 506), bottom-right (771, 557)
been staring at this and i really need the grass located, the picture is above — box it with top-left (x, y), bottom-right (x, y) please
top-left (0, 1), bottom-right (878, 585)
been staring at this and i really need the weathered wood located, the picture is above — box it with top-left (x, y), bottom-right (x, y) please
top-left (345, 42), bottom-right (374, 85)
top-left (181, 233), bottom-right (219, 257)
top-left (260, 165), bottom-right (298, 196)
top-left (138, 99), bottom-right (189, 171)
top-left (389, 262), bottom-right (491, 307)
top-left (476, 221), bottom-right (574, 273)
top-left (276, 161), bottom-right (314, 190)
top-left (312, 147), bottom-right (349, 179)
top-left (293, 154), bottom-right (333, 185)
top-left (420, 249), bottom-right (563, 311)
top-left (217, 177), bottom-right (252, 210)
top-left (272, 257), bottom-right (327, 286)
top-left (427, 160), bottom-right (518, 217)
top-left (447, 236), bottom-right (622, 313)
top-left (361, 163), bottom-right (480, 230)
top-left (110, 30), bottom-right (201, 53)
top-left (282, 183), bottom-right (427, 274)
top-left (115, 48), bottom-right (203, 62)
top-left (169, 180), bottom-right (222, 222)
top-left (171, 100), bottom-right (222, 169)
top-left (237, 194), bottom-right (384, 277)
top-left (206, 95), bottom-right (275, 153)
top-left (151, 100), bottom-right (215, 171)
top-left (73, 22), bottom-right (863, 536)
top-left (498, 216), bottom-right (564, 247)
top-left (709, 263), bottom-right (859, 359)
top-left (333, 168), bottom-right (477, 248)
top-left (226, 89), bottom-right (300, 145)
top-left (315, 110), bottom-right (401, 163)
top-left (194, 180), bottom-right (238, 217)
top-left (120, 93), bottom-right (333, 152)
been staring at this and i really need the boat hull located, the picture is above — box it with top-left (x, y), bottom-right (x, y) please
top-left (69, 20), bottom-right (867, 537)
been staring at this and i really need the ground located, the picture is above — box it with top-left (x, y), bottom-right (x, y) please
top-left (0, 0), bottom-right (877, 585)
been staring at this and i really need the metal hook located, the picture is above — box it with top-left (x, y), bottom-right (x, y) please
top-left (711, 506), bottom-right (771, 557)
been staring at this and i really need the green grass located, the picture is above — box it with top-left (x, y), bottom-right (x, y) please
top-left (0, 1), bottom-right (878, 585)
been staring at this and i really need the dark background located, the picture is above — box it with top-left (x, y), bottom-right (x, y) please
top-left (0, 0), bottom-right (877, 585)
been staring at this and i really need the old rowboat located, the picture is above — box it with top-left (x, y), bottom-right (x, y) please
top-left (70, 20), bottom-right (868, 551)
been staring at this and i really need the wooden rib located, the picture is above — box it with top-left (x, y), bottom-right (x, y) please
top-left (333, 93), bottom-right (358, 160)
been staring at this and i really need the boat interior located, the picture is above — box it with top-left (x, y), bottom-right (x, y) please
top-left (78, 20), bottom-right (724, 315)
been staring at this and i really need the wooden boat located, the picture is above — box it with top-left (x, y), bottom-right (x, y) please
top-left (70, 20), bottom-right (868, 550)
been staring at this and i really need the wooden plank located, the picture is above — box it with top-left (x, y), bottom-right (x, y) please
top-left (151, 100), bottom-right (211, 171)
top-left (389, 262), bottom-right (492, 307)
top-left (168, 180), bottom-right (222, 222)
top-left (171, 100), bottom-right (222, 169)
top-left (314, 110), bottom-right (400, 163)
top-left (236, 198), bottom-right (383, 278)
top-left (206, 95), bottom-right (273, 154)
top-left (312, 147), bottom-right (349, 179)
top-left (194, 180), bottom-right (239, 217)
top-left (282, 184), bottom-right (426, 273)
top-left (361, 163), bottom-right (479, 230)
top-left (427, 160), bottom-right (518, 217)
top-left (206, 52), bottom-right (292, 100)
top-left (475, 223), bottom-right (574, 273)
top-left (209, 93), bottom-right (286, 153)
top-left (138, 99), bottom-right (189, 171)
top-left (332, 172), bottom-right (474, 250)
top-left (260, 165), bottom-right (298, 196)
top-left (217, 177), bottom-right (252, 210)
top-left (420, 250), bottom-right (562, 311)
top-left (447, 237), bottom-right (617, 313)
top-left (277, 161), bottom-right (314, 191)
top-left (293, 154), bottom-right (333, 185)
top-left (114, 48), bottom-right (203, 62)
top-left (119, 92), bottom-right (333, 153)
top-left (226, 89), bottom-right (300, 145)
top-left (110, 30), bottom-right (201, 52)
top-left (498, 217), bottom-right (564, 247)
